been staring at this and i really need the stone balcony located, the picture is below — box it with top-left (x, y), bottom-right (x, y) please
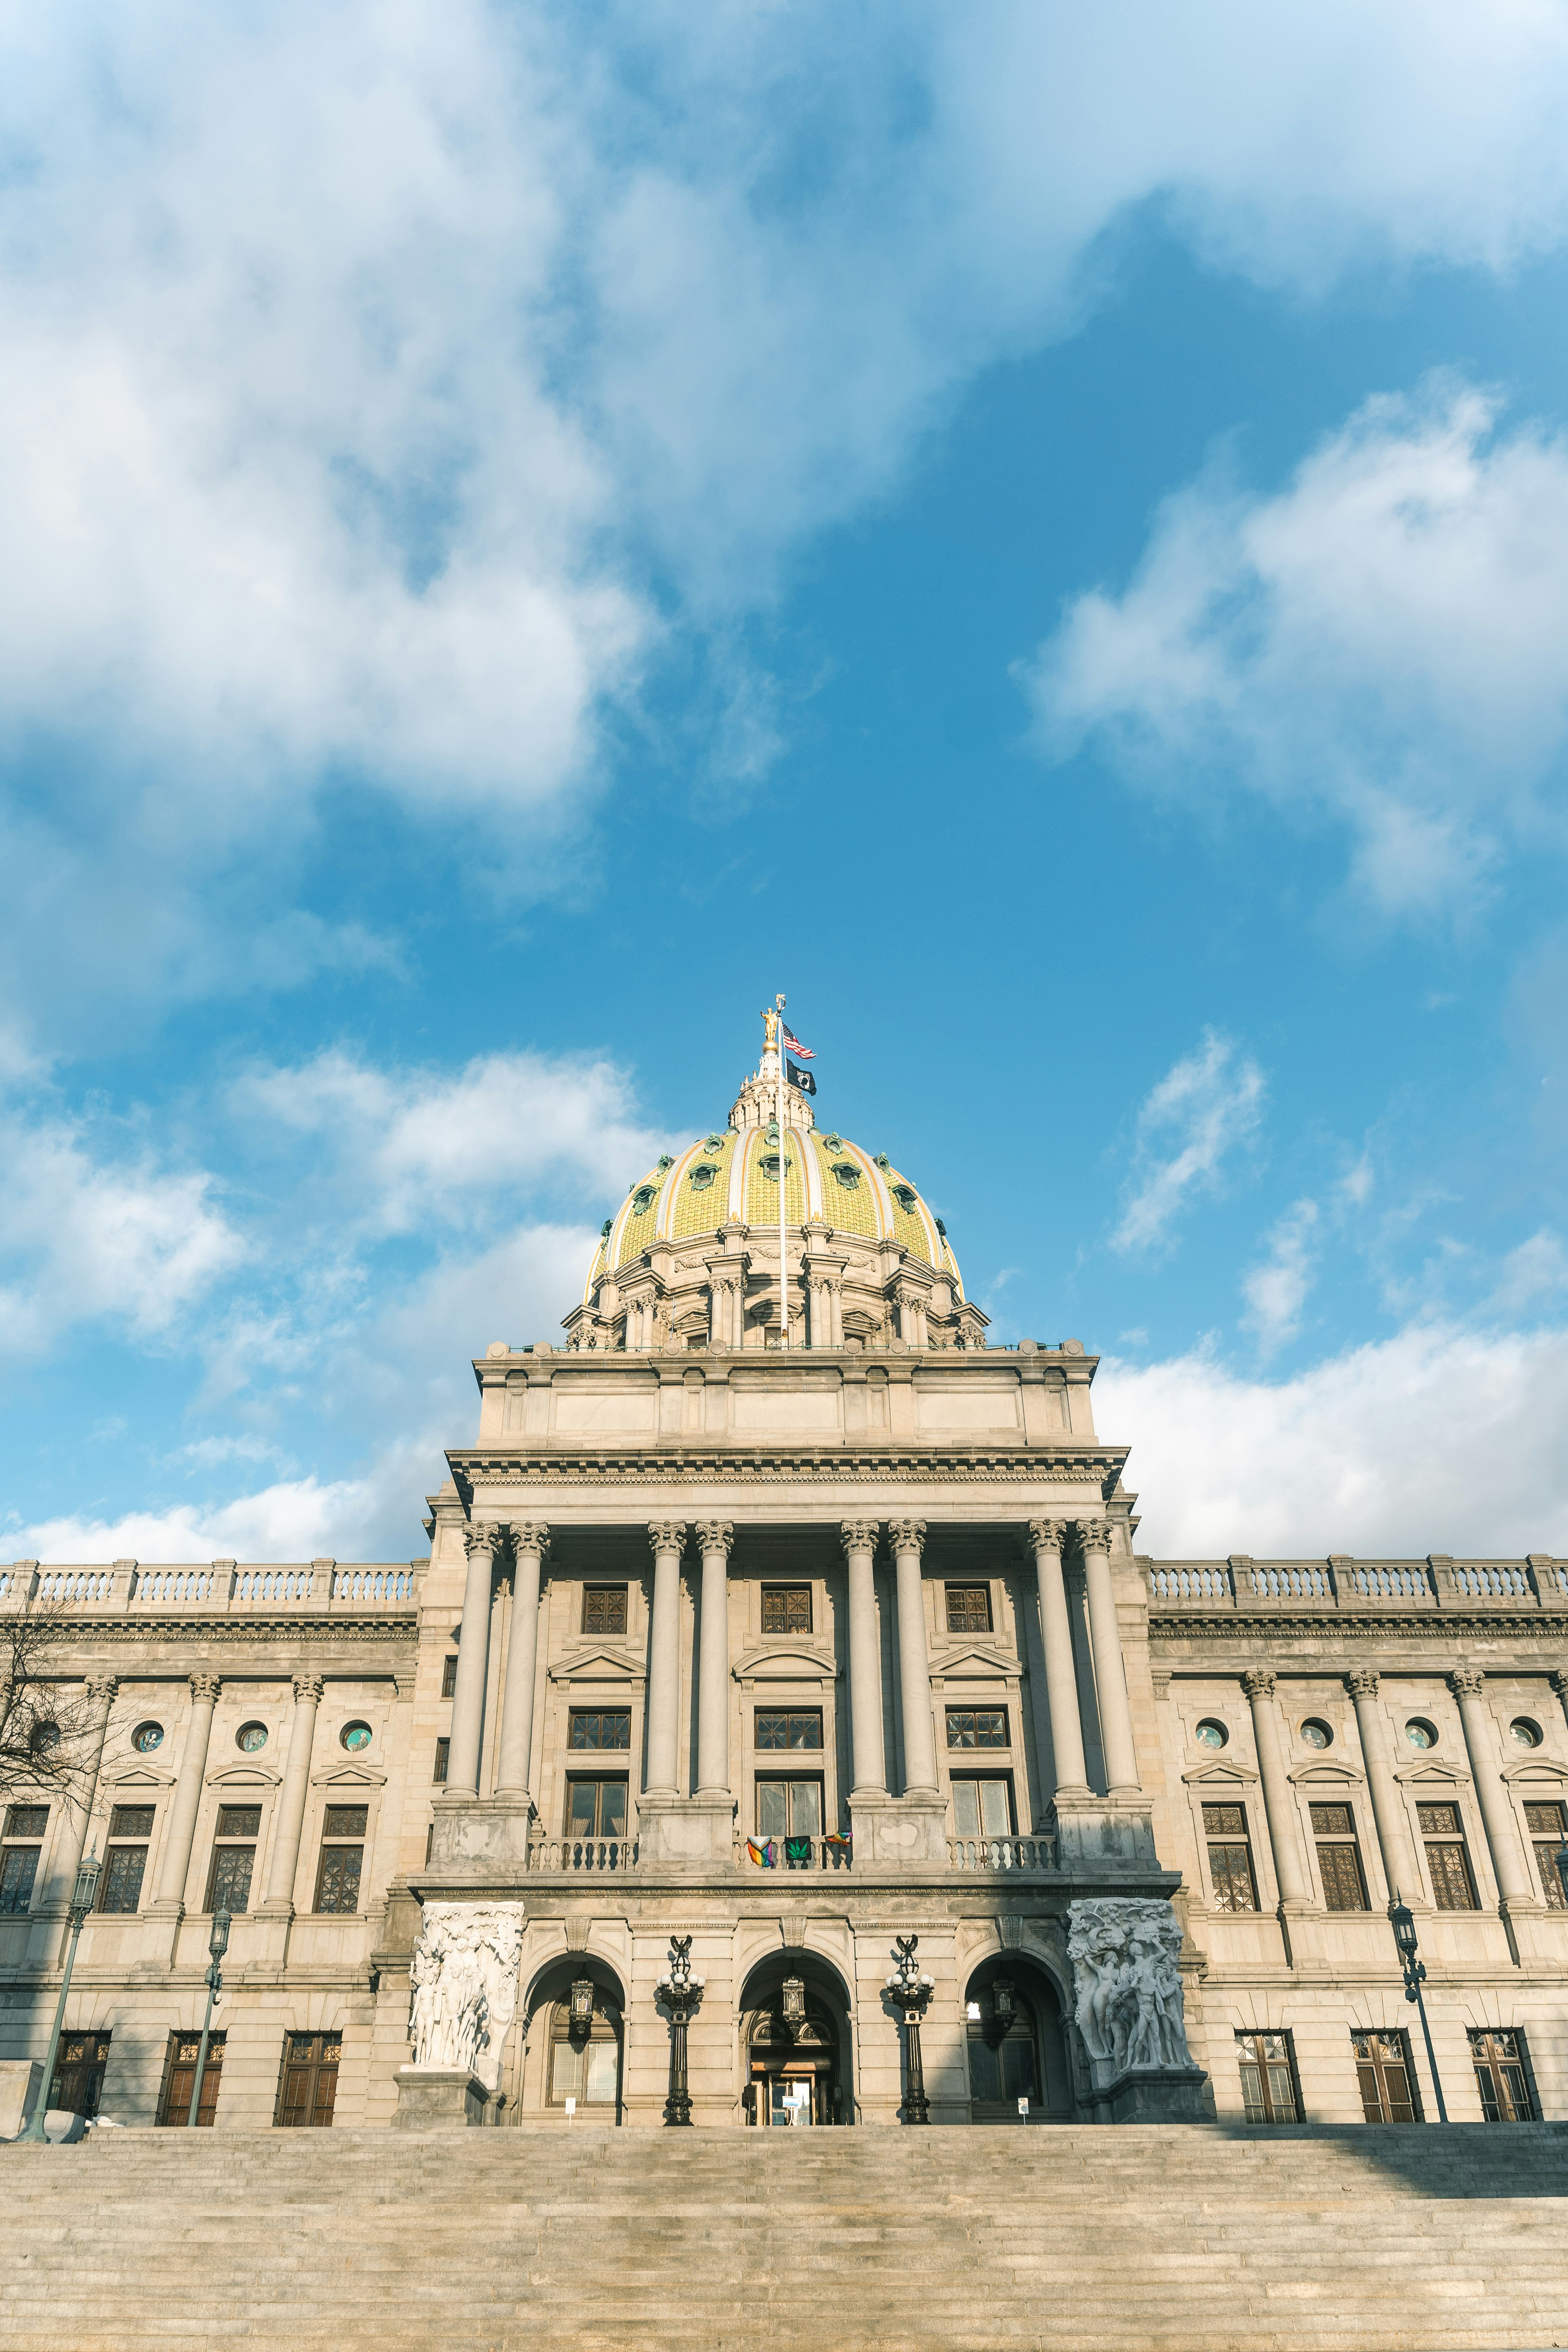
top-left (1143, 1553), bottom-right (1568, 1618)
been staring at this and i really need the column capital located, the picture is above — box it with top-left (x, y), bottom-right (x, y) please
top-left (189, 1672), bottom-right (221, 1707)
top-left (464, 1521), bottom-right (507, 1564)
top-left (1551, 1669), bottom-right (1568, 1700)
top-left (647, 1520), bottom-right (688, 1555)
top-left (509, 1521), bottom-right (551, 1561)
top-left (887, 1518), bottom-right (926, 1556)
top-left (693, 1520), bottom-right (734, 1558)
top-left (840, 1519), bottom-right (881, 1555)
top-left (292, 1675), bottom-right (325, 1708)
top-left (1241, 1668), bottom-right (1278, 1703)
top-left (1026, 1518), bottom-right (1069, 1555)
top-left (83, 1674), bottom-right (118, 1708)
top-left (1075, 1516), bottom-right (1112, 1553)
top-left (1345, 1669), bottom-right (1380, 1700)
top-left (1449, 1665), bottom-right (1487, 1700)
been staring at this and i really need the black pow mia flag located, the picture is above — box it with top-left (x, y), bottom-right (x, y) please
top-left (787, 1059), bottom-right (817, 1095)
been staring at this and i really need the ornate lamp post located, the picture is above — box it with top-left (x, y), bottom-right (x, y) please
top-left (1389, 1897), bottom-right (1448, 2123)
top-left (883, 1934), bottom-right (935, 2125)
top-left (186, 1907), bottom-right (232, 2128)
top-left (655, 1935), bottom-right (704, 2126)
top-left (20, 1849), bottom-right (101, 2143)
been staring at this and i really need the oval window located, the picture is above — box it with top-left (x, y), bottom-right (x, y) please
top-left (131, 1721), bottom-right (164, 1753)
top-left (340, 1721), bottom-right (372, 1752)
top-left (1510, 1717), bottom-right (1544, 1748)
top-left (235, 1722), bottom-right (268, 1754)
top-left (29, 1721), bottom-right (59, 1754)
top-left (1405, 1719), bottom-right (1438, 1750)
top-left (831, 1161), bottom-right (861, 1190)
top-left (1300, 1719), bottom-right (1333, 1750)
top-left (1194, 1719), bottom-right (1228, 1749)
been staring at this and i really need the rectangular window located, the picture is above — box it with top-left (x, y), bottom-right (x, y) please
top-left (1469, 2029), bottom-right (1537, 2124)
top-left (1235, 2030), bottom-right (1298, 2124)
top-left (441, 1655), bottom-right (458, 1698)
top-left (951, 1776), bottom-right (1014, 1839)
top-left (755, 1777), bottom-right (824, 1840)
top-left (314, 1804), bottom-right (368, 1915)
top-left (947, 1708), bottom-right (1008, 1750)
top-left (1418, 1802), bottom-right (1479, 1911)
top-left (158, 2030), bottom-right (226, 2127)
top-left (205, 1804), bottom-right (261, 1914)
top-left (0, 1843), bottom-right (40, 1915)
top-left (1309, 1801), bottom-right (1370, 1912)
top-left (565, 1777), bottom-right (628, 1840)
top-left (1353, 2029), bottom-right (1421, 2123)
top-left (50, 2031), bottom-right (112, 2120)
top-left (944, 1585), bottom-right (992, 1634)
top-left (1203, 1802), bottom-right (1258, 1912)
top-left (4, 1805), bottom-right (48, 1839)
top-left (1525, 1800), bottom-right (1567, 1910)
top-left (275, 2030), bottom-right (341, 2127)
top-left (569, 1709), bottom-right (632, 1751)
top-left (100, 1803), bottom-right (155, 1913)
top-left (433, 1736), bottom-right (450, 1785)
top-left (755, 1709), bottom-right (823, 1750)
top-left (582, 1585), bottom-right (627, 1636)
top-left (110, 1804), bottom-right (155, 1839)
top-left (761, 1585), bottom-right (811, 1635)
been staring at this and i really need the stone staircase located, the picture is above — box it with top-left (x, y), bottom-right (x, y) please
top-left (3, 2123), bottom-right (1567, 2351)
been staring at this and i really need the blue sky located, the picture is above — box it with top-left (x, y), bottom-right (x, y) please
top-left (5, 0), bottom-right (1568, 1564)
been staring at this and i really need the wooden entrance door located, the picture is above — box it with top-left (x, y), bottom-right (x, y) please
top-left (50, 2031), bottom-right (112, 2118)
top-left (275, 2031), bottom-right (341, 2127)
top-left (158, 2030), bottom-right (225, 2127)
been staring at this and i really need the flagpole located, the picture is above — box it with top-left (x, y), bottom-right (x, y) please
top-left (775, 991), bottom-right (789, 1348)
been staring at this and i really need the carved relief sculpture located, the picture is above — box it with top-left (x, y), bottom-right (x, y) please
top-left (1067, 1898), bottom-right (1194, 2079)
top-left (407, 1903), bottom-right (525, 2090)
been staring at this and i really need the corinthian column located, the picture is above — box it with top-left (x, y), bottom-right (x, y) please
top-left (447, 1524), bottom-right (505, 1797)
top-left (644, 1522), bottom-right (688, 1796)
top-left (1450, 1666), bottom-right (1532, 1907)
top-left (841, 1522), bottom-right (886, 1795)
top-left (889, 1520), bottom-right (937, 1796)
top-left (153, 1673), bottom-right (221, 1911)
top-left (1026, 1521), bottom-right (1089, 1801)
top-left (495, 1524), bottom-right (550, 1801)
top-left (261, 1676), bottom-right (324, 1911)
top-left (1345, 1670), bottom-right (1418, 1903)
top-left (1241, 1669), bottom-right (1311, 1908)
top-left (694, 1522), bottom-right (734, 1796)
top-left (1077, 1518), bottom-right (1141, 1797)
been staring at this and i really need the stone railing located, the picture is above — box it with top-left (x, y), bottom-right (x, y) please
top-left (1144, 1554), bottom-right (1567, 1615)
top-left (526, 1837), bottom-right (639, 1872)
top-left (0, 1560), bottom-right (423, 1616)
top-left (734, 1834), bottom-right (853, 1872)
top-left (947, 1834), bottom-right (1057, 1872)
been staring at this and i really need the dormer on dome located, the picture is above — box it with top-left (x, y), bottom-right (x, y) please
top-left (563, 1013), bottom-right (986, 1357)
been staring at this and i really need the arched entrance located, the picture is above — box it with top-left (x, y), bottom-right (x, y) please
top-left (963, 1954), bottom-right (1072, 2122)
top-left (517, 1957), bottom-right (626, 2124)
top-left (738, 1952), bottom-right (850, 2126)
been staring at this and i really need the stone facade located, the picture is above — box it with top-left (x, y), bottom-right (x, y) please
top-left (2, 1031), bottom-right (1564, 2135)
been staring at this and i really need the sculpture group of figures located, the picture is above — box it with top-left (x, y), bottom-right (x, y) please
top-left (1067, 1898), bottom-right (1194, 2078)
top-left (405, 1896), bottom-right (1194, 2099)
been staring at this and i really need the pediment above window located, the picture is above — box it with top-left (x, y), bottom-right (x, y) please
top-left (1500, 1756), bottom-right (1568, 1784)
top-left (1392, 1758), bottom-right (1471, 1785)
top-left (1285, 1759), bottom-right (1366, 1786)
top-left (731, 1643), bottom-right (839, 1686)
top-left (205, 1763), bottom-right (281, 1787)
top-left (310, 1761), bottom-right (387, 1787)
top-left (103, 1762), bottom-right (176, 1788)
top-left (927, 1645), bottom-right (1017, 1680)
top-left (548, 1646), bottom-right (645, 1686)
top-left (1181, 1758), bottom-right (1259, 1785)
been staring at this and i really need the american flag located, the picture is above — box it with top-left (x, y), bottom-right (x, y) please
top-left (783, 1028), bottom-right (815, 1058)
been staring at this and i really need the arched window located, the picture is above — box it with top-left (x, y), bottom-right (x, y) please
top-left (966, 1979), bottom-right (1040, 2118)
top-left (547, 1989), bottom-right (621, 2112)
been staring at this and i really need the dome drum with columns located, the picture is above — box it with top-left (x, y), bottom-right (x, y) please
top-left (563, 1024), bottom-right (986, 1356)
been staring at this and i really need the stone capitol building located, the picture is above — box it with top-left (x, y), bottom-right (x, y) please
top-left (3, 1016), bottom-right (1566, 2142)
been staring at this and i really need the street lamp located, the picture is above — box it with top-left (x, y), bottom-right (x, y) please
top-left (186, 1908), bottom-right (232, 2129)
top-left (655, 1935), bottom-right (704, 2126)
top-left (1389, 1896), bottom-right (1448, 2124)
top-left (883, 1935), bottom-right (936, 2125)
top-left (21, 1849), bottom-right (102, 2143)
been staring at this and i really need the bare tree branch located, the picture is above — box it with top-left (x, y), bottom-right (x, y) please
top-left (0, 1593), bottom-right (95, 1813)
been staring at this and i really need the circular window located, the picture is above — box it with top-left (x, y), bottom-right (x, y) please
top-left (29, 1721), bottom-right (59, 1755)
top-left (131, 1721), bottom-right (164, 1753)
top-left (235, 1722), bottom-right (268, 1754)
top-left (1405, 1718), bottom-right (1438, 1750)
top-left (1300, 1719), bottom-right (1333, 1750)
top-left (1194, 1719), bottom-right (1228, 1749)
top-left (1510, 1717), bottom-right (1544, 1748)
top-left (340, 1721), bottom-right (372, 1752)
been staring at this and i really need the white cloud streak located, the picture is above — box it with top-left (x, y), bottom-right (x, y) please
top-left (1027, 380), bottom-right (1568, 913)
top-left (1241, 1198), bottom-right (1320, 1356)
top-left (1113, 1029), bottom-right (1266, 1254)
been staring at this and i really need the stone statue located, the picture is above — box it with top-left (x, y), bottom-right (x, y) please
top-left (1067, 1898), bottom-right (1193, 2077)
top-left (407, 1902), bottom-right (524, 2090)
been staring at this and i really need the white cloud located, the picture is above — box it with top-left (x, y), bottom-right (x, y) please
top-left (5, 1475), bottom-right (387, 1569)
top-left (1026, 380), bottom-right (1568, 913)
top-left (1113, 1029), bottom-right (1266, 1254)
top-left (1098, 1318), bottom-right (1568, 1557)
top-left (1241, 1198), bottom-right (1320, 1356)
top-left (1489, 1228), bottom-right (1568, 1314)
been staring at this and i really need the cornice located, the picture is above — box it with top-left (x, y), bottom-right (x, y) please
top-left (1150, 1611), bottom-right (1568, 1645)
top-left (451, 1444), bottom-right (1127, 1496)
top-left (38, 1615), bottom-right (420, 1648)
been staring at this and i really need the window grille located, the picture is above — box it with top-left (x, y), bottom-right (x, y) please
top-left (945, 1586), bottom-right (991, 1634)
top-left (755, 1710), bottom-right (823, 1750)
top-left (206, 1805), bottom-right (261, 1914)
top-left (1203, 1802), bottom-right (1258, 1911)
top-left (947, 1709), bottom-right (1008, 1749)
top-left (570, 1709), bottom-right (632, 1751)
top-left (314, 1805), bottom-right (368, 1914)
top-left (1352, 2029), bottom-right (1421, 2123)
top-left (1469, 2029), bottom-right (1537, 2123)
top-left (761, 1585), bottom-right (812, 1635)
top-left (1236, 2030), bottom-right (1298, 2123)
top-left (582, 1586), bottom-right (628, 1636)
top-left (1525, 1801), bottom-right (1567, 1909)
top-left (1309, 1801), bottom-right (1369, 1911)
top-left (1417, 1803), bottom-right (1479, 1911)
